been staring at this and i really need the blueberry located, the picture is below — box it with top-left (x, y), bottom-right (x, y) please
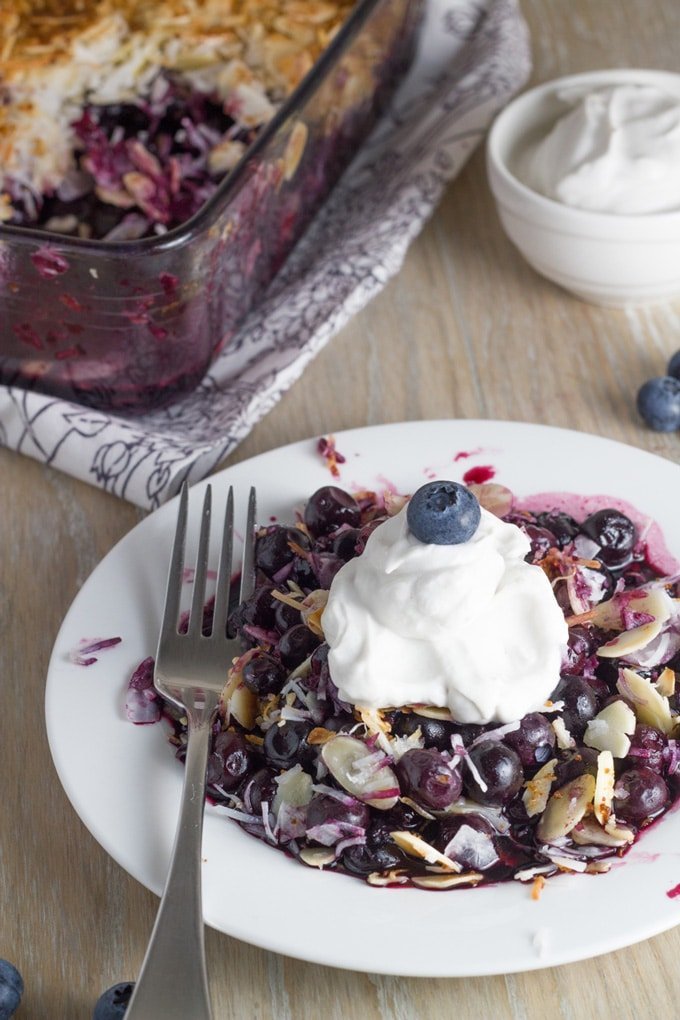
top-left (614, 767), bottom-right (669, 823)
top-left (278, 624), bottom-right (320, 668)
top-left (93, 981), bottom-right (134, 1020)
top-left (242, 654), bottom-right (285, 695)
top-left (0, 960), bottom-right (23, 1020)
top-left (580, 509), bottom-right (636, 569)
top-left (407, 481), bottom-right (481, 545)
top-left (464, 741), bottom-right (523, 805)
top-left (395, 748), bottom-right (462, 810)
top-left (668, 350), bottom-right (680, 380)
top-left (636, 376), bottom-right (680, 432)
top-left (304, 486), bottom-right (361, 537)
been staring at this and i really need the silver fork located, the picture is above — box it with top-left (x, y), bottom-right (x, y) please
top-left (126, 481), bottom-right (256, 1020)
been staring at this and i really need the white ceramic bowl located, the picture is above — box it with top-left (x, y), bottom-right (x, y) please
top-left (486, 68), bottom-right (680, 307)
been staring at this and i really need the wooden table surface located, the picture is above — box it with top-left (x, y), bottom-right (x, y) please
top-left (3, 2), bottom-right (680, 1017)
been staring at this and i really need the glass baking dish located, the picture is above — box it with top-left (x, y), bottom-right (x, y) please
top-left (0, 0), bottom-right (424, 413)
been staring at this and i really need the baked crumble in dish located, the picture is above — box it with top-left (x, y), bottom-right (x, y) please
top-left (0, 0), bottom-right (421, 410)
top-left (1, 0), bottom-right (355, 239)
top-left (128, 480), bottom-right (680, 891)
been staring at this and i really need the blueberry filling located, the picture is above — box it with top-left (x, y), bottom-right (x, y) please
top-left (134, 483), bottom-right (680, 891)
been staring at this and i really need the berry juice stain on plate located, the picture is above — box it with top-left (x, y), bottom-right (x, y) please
top-left (453, 448), bottom-right (484, 462)
top-left (666, 883), bottom-right (680, 899)
top-left (462, 464), bottom-right (496, 485)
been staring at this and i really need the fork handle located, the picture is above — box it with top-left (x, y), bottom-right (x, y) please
top-left (125, 701), bottom-right (218, 1020)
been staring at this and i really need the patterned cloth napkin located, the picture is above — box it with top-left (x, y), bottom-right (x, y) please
top-left (0, 0), bottom-right (530, 509)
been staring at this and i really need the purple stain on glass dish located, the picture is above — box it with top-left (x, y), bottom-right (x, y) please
top-left (0, 0), bottom-right (424, 413)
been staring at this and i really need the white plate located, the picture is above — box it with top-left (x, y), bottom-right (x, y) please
top-left (45, 420), bottom-right (680, 976)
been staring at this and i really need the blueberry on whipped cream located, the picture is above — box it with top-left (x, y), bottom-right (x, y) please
top-left (406, 480), bottom-right (481, 545)
top-left (322, 482), bottom-right (569, 724)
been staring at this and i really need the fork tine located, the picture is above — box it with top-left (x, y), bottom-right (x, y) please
top-left (238, 486), bottom-right (257, 604)
top-left (212, 487), bottom-right (234, 639)
top-left (188, 485), bottom-right (212, 638)
top-left (159, 481), bottom-right (189, 648)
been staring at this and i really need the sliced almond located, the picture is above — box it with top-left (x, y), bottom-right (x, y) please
top-left (411, 872), bottom-right (483, 890)
top-left (584, 700), bottom-right (636, 758)
top-left (593, 750), bottom-right (615, 826)
top-left (603, 817), bottom-right (636, 843)
top-left (300, 589), bottom-right (328, 637)
top-left (514, 865), bottom-right (556, 882)
top-left (572, 815), bottom-right (633, 848)
top-left (409, 705), bottom-right (455, 721)
top-left (367, 869), bottom-right (409, 887)
top-left (585, 860), bottom-right (612, 874)
top-left (299, 847), bottom-right (336, 868)
top-left (617, 667), bottom-right (675, 735)
top-left (536, 773), bottom-right (596, 843)
top-left (597, 620), bottom-right (665, 658)
top-left (390, 831), bottom-right (461, 872)
top-left (597, 588), bottom-right (672, 657)
top-left (466, 482), bottom-right (513, 518)
top-left (523, 758), bottom-right (558, 818)
top-left (221, 659), bottom-right (259, 730)
top-left (383, 491), bottom-right (409, 517)
top-left (307, 727), bottom-right (335, 746)
top-left (656, 667), bottom-right (677, 698)
top-left (321, 734), bottom-right (399, 810)
top-left (546, 855), bottom-right (588, 873)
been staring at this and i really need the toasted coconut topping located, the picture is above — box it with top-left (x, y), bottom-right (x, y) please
top-left (0, 0), bottom-right (354, 210)
top-left (358, 706), bottom-right (394, 757)
top-left (398, 796), bottom-right (435, 821)
top-left (552, 716), bottom-right (576, 750)
top-left (531, 875), bottom-right (546, 900)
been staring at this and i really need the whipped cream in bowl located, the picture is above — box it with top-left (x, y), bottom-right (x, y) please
top-left (519, 82), bottom-right (680, 216)
top-left (486, 68), bottom-right (680, 306)
top-left (322, 488), bottom-right (568, 724)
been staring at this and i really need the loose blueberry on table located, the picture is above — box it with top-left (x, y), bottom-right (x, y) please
top-left (133, 479), bottom-right (680, 891)
top-left (93, 981), bottom-right (135, 1020)
top-left (636, 349), bottom-right (680, 432)
top-left (0, 960), bottom-right (23, 1020)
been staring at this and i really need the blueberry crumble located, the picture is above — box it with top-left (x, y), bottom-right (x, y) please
top-left (128, 481), bottom-right (680, 891)
top-left (0, 0), bottom-right (354, 239)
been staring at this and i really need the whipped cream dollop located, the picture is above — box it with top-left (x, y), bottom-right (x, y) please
top-left (520, 83), bottom-right (680, 214)
top-left (322, 504), bottom-right (568, 725)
